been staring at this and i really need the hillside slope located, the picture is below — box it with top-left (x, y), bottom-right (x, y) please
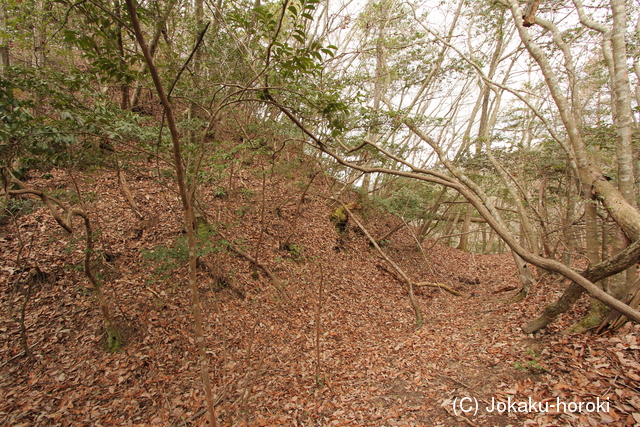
top-left (1, 150), bottom-right (639, 427)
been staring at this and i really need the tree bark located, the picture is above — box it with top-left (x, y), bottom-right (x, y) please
top-left (563, 199), bottom-right (608, 333)
top-left (130, 0), bottom-right (177, 108)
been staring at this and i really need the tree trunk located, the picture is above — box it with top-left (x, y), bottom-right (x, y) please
top-left (0, 3), bottom-right (9, 76)
top-left (130, 0), bottom-right (177, 108)
top-left (505, 0), bottom-right (640, 244)
top-left (609, 0), bottom-right (639, 306)
top-left (445, 211), bottom-right (461, 247)
top-left (114, 0), bottom-right (130, 110)
top-left (456, 208), bottom-right (472, 251)
top-left (33, 0), bottom-right (45, 68)
top-left (564, 199), bottom-right (608, 333)
top-left (485, 226), bottom-right (497, 254)
top-left (362, 0), bottom-right (394, 193)
top-left (123, 2), bottom-right (217, 425)
top-left (419, 190), bottom-right (457, 243)
top-left (510, 251), bottom-right (535, 302)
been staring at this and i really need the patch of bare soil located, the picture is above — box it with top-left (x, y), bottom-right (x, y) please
top-left (1, 154), bottom-right (639, 426)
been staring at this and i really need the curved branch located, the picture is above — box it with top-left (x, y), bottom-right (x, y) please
top-left (266, 96), bottom-right (640, 325)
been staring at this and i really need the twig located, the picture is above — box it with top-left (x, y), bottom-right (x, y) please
top-left (0, 336), bottom-right (46, 368)
top-left (443, 405), bottom-right (480, 427)
top-left (167, 22), bottom-right (210, 97)
top-left (253, 172), bottom-right (267, 268)
top-left (376, 221), bottom-right (406, 243)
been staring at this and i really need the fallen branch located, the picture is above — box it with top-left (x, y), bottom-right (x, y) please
top-left (117, 165), bottom-right (144, 220)
top-left (217, 230), bottom-right (289, 301)
top-left (492, 285), bottom-right (518, 294)
top-left (339, 201), bottom-right (424, 326)
top-left (376, 221), bottom-right (407, 243)
top-left (414, 281), bottom-right (465, 297)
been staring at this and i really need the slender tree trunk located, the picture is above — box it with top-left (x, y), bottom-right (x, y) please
top-left (510, 251), bottom-right (535, 302)
top-left (418, 190), bottom-right (455, 242)
top-left (114, 0), bottom-right (130, 110)
top-left (123, 2), bottom-right (216, 425)
top-left (186, 0), bottom-right (204, 158)
top-left (445, 211), bottom-right (461, 247)
top-left (562, 171), bottom-right (578, 267)
top-left (130, 0), bottom-right (177, 108)
top-left (33, 0), bottom-right (45, 68)
top-left (362, 0), bottom-right (395, 193)
top-left (485, 226), bottom-right (497, 254)
top-left (0, 2), bottom-right (9, 76)
top-left (536, 177), bottom-right (554, 258)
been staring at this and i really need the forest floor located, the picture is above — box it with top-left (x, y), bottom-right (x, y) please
top-left (1, 149), bottom-right (639, 427)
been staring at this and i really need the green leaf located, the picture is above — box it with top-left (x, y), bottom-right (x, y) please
top-left (321, 48), bottom-right (335, 58)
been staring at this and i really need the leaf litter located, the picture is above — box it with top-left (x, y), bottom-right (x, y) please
top-left (1, 155), bottom-right (638, 427)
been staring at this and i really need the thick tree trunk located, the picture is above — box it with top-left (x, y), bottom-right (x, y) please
top-left (522, 238), bottom-right (640, 333)
top-left (610, 0), bottom-right (638, 301)
top-left (456, 209), bottom-right (472, 251)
